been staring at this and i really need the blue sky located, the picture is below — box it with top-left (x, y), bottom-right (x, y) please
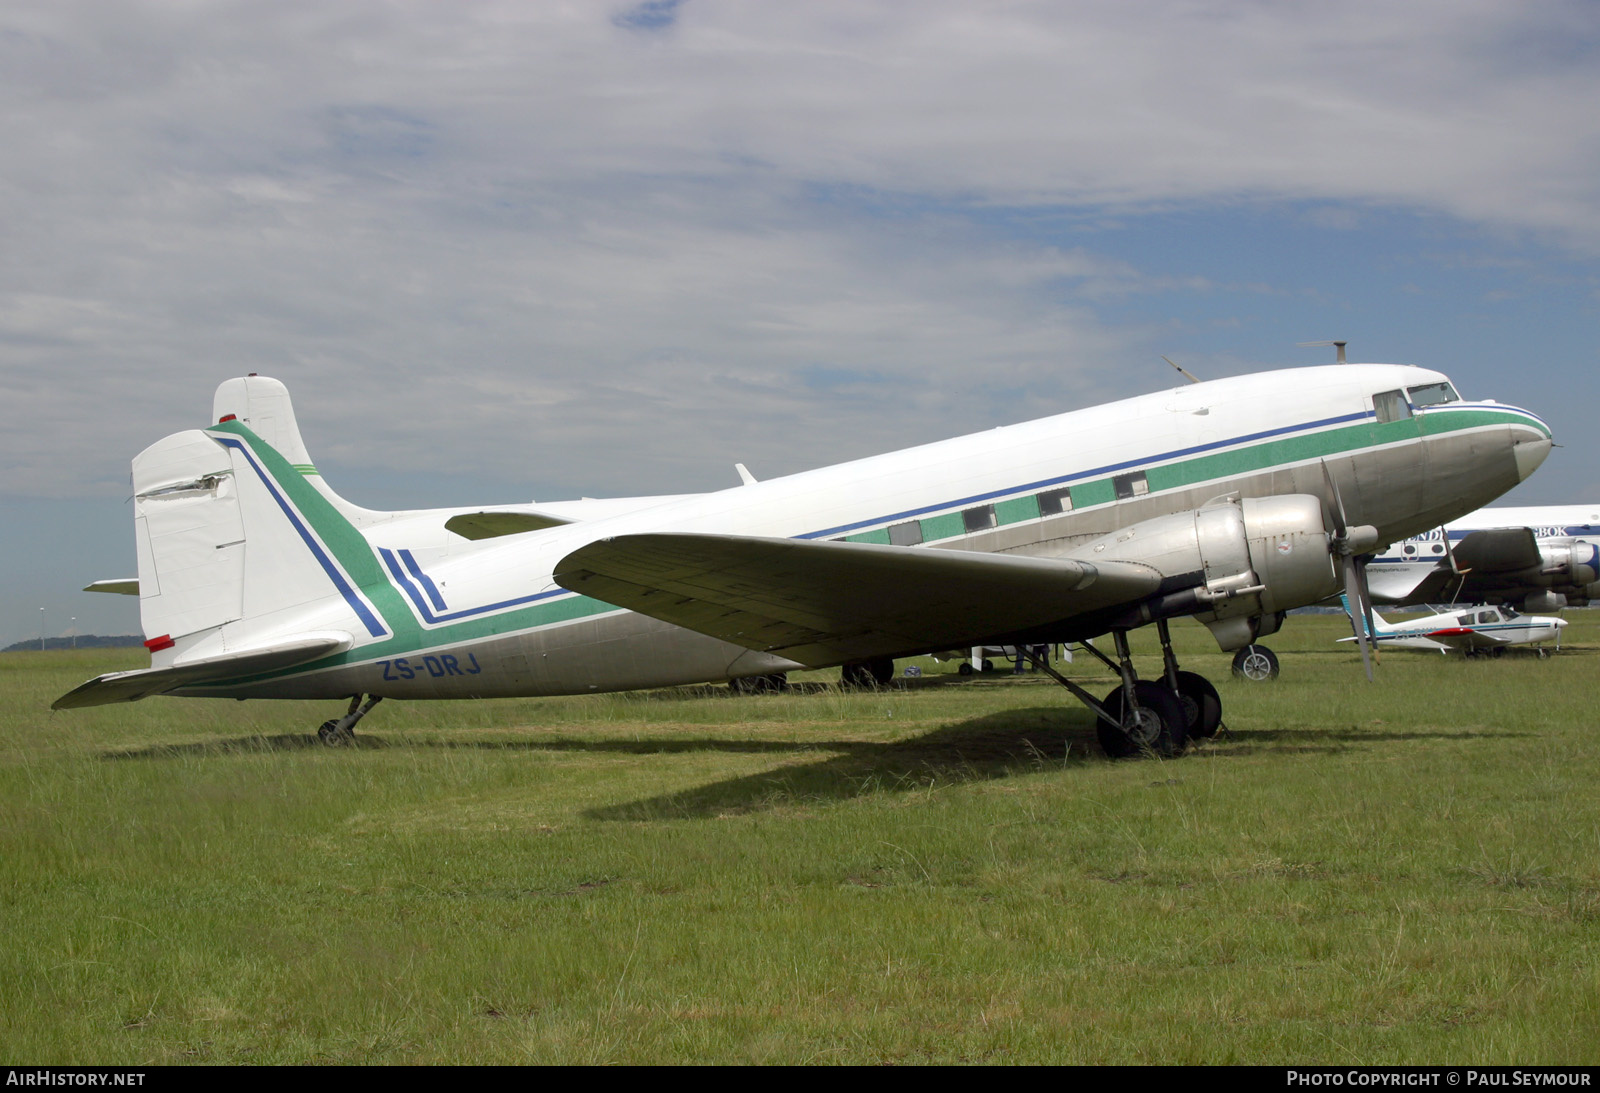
top-left (3, 0), bottom-right (1598, 646)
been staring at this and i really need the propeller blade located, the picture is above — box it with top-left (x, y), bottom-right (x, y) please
top-left (1342, 556), bottom-right (1375, 682)
top-left (1320, 459), bottom-right (1349, 540)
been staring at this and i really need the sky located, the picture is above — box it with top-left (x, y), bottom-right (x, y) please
top-left (3, 0), bottom-right (1599, 646)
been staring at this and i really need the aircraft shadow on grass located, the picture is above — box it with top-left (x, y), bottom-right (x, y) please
top-left (100, 708), bottom-right (1531, 820)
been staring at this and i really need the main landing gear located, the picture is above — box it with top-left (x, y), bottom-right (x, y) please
top-left (317, 694), bottom-right (383, 746)
top-left (1022, 619), bottom-right (1224, 759)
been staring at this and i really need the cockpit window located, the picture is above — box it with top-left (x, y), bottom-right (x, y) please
top-left (1406, 381), bottom-right (1459, 407)
top-left (1373, 389), bottom-right (1411, 423)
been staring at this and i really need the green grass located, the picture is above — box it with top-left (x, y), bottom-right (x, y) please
top-left (2, 616), bottom-right (1598, 1064)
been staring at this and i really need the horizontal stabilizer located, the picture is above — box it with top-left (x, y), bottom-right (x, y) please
top-left (84, 579), bottom-right (139, 596)
top-left (554, 533), bottom-right (1161, 667)
top-left (445, 511), bottom-right (574, 540)
top-left (52, 631), bottom-right (353, 709)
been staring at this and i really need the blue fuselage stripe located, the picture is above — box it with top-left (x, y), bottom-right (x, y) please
top-left (796, 409), bottom-right (1376, 540)
top-left (379, 548), bottom-right (570, 624)
top-left (214, 437), bottom-right (388, 638)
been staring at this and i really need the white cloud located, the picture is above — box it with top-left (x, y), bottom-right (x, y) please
top-left (2, 0), bottom-right (1598, 506)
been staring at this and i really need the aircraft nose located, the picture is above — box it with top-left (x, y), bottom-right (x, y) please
top-left (1510, 411), bottom-right (1553, 482)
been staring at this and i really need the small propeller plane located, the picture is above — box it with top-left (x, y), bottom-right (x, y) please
top-left (1366, 505), bottom-right (1600, 612)
top-left (1339, 596), bottom-right (1566, 658)
top-left (58, 363), bottom-right (1551, 757)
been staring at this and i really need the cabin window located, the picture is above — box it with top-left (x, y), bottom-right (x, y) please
top-left (1113, 472), bottom-right (1149, 501)
top-left (1374, 389), bottom-right (1412, 423)
top-left (1403, 544), bottom-right (1417, 555)
top-left (1406, 381), bottom-right (1459, 407)
top-left (1457, 614), bottom-right (1475, 626)
top-left (962, 504), bottom-right (997, 533)
top-left (1477, 610), bottom-right (1497, 624)
top-left (1037, 486), bottom-right (1073, 516)
top-left (888, 520), bottom-right (924, 547)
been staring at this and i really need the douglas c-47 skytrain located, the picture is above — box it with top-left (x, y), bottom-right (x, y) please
top-left (59, 363), bottom-right (1552, 758)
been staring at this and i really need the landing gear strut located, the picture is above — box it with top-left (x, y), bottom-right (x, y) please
top-left (1022, 625), bottom-right (1217, 759)
top-left (317, 694), bottom-right (383, 746)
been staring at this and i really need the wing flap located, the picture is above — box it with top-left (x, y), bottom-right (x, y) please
top-left (52, 631), bottom-right (353, 709)
top-left (554, 533), bottom-right (1162, 666)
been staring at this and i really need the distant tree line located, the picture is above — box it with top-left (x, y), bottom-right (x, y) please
top-left (2, 635), bottom-right (143, 653)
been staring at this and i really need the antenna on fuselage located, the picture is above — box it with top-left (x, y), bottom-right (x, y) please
top-left (1162, 355), bottom-right (1202, 384)
top-left (1299, 340), bottom-right (1348, 364)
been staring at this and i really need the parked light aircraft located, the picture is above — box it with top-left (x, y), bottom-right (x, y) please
top-left (1338, 596), bottom-right (1565, 657)
top-left (58, 365), bottom-right (1551, 757)
top-left (1365, 505), bottom-right (1600, 612)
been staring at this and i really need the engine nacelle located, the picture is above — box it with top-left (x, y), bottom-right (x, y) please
top-left (1069, 495), bottom-right (1339, 650)
top-left (1539, 540), bottom-right (1600, 590)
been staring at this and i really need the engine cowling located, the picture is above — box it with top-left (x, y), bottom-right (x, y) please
top-left (1067, 495), bottom-right (1340, 650)
top-left (1540, 540), bottom-right (1600, 590)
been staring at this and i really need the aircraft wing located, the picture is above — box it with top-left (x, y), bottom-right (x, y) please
top-left (1368, 527), bottom-right (1545, 606)
top-left (553, 533), bottom-right (1164, 667)
top-left (1421, 626), bottom-right (1507, 652)
top-left (52, 631), bottom-right (353, 709)
top-left (1451, 528), bottom-right (1542, 573)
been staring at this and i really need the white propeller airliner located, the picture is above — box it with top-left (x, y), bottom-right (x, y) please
top-left (1366, 505), bottom-right (1600, 612)
top-left (59, 364), bottom-right (1552, 757)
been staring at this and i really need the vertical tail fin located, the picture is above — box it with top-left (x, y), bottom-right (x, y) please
top-left (1339, 593), bottom-right (1392, 636)
top-left (211, 375), bottom-right (381, 526)
top-left (133, 377), bottom-right (390, 665)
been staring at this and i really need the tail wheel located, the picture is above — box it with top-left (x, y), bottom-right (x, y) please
top-left (1098, 681), bottom-right (1187, 758)
top-left (1231, 644), bottom-right (1280, 682)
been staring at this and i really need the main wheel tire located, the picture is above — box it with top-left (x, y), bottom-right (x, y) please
top-left (1173, 671), bottom-right (1223, 739)
top-left (1098, 681), bottom-right (1187, 758)
top-left (730, 672), bottom-right (787, 694)
top-left (317, 719), bottom-right (348, 747)
top-left (1231, 644), bottom-right (1280, 682)
top-left (842, 658), bottom-right (894, 688)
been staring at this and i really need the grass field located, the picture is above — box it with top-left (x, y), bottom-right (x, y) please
top-left (3, 614), bottom-right (1598, 1064)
